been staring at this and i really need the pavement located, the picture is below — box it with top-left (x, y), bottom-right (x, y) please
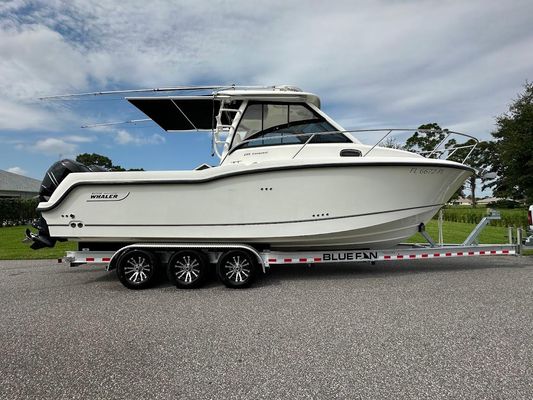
top-left (0, 256), bottom-right (532, 400)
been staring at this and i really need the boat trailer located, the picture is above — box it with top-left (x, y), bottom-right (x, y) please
top-left (60, 211), bottom-right (520, 290)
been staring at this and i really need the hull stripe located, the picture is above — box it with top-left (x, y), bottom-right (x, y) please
top-left (48, 203), bottom-right (444, 228)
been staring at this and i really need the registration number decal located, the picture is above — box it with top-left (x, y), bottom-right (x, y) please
top-left (409, 167), bottom-right (444, 175)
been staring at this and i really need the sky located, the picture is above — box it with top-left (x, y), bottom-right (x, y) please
top-left (0, 0), bottom-right (532, 181)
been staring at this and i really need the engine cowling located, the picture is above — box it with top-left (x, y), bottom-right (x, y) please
top-left (29, 159), bottom-right (105, 249)
top-left (39, 159), bottom-right (96, 202)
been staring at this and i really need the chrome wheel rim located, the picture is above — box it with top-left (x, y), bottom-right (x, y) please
top-left (173, 255), bottom-right (201, 284)
top-left (224, 255), bottom-right (251, 283)
top-left (123, 255), bottom-right (152, 284)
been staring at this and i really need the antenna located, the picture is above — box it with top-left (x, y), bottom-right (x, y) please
top-left (39, 84), bottom-right (276, 100)
top-left (81, 119), bottom-right (152, 129)
top-left (39, 86), bottom-right (230, 100)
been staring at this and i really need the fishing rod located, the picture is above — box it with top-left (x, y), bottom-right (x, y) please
top-left (39, 85), bottom-right (275, 100)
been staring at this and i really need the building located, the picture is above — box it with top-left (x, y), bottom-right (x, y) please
top-left (477, 197), bottom-right (508, 205)
top-left (450, 197), bottom-right (472, 206)
top-left (0, 169), bottom-right (41, 198)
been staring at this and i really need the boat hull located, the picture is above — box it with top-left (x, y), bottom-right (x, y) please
top-left (39, 161), bottom-right (472, 249)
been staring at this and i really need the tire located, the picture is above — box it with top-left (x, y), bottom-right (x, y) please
top-left (116, 249), bottom-right (158, 290)
top-left (166, 250), bottom-right (208, 289)
top-left (216, 250), bottom-right (257, 289)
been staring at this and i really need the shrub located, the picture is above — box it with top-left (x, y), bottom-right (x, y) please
top-left (0, 198), bottom-right (39, 226)
top-left (436, 206), bottom-right (528, 228)
top-left (486, 199), bottom-right (522, 209)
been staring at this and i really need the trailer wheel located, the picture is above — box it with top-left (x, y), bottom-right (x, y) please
top-left (216, 250), bottom-right (257, 289)
top-left (117, 249), bottom-right (158, 290)
top-left (167, 250), bottom-right (208, 289)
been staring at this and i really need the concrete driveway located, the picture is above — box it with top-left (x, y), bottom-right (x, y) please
top-left (0, 256), bottom-right (532, 399)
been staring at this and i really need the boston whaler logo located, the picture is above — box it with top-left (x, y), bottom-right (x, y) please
top-left (87, 192), bottom-right (130, 202)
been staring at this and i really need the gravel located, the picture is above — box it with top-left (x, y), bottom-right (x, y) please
top-left (0, 256), bottom-right (532, 399)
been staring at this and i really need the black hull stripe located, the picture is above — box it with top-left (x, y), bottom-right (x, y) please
top-left (39, 161), bottom-right (473, 212)
top-left (48, 203), bottom-right (443, 228)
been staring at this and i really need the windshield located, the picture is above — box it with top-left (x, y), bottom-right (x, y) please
top-left (231, 102), bottom-right (350, 150)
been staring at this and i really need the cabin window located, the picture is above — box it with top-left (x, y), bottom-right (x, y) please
top-left (233, 104), bottom-right (262, 146)
top-left (232, 102), bottom-right (350, 150)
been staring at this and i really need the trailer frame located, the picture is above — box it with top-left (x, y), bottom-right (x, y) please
top-left (60, 212), bottom-right (520, 289)
top-left (63, 243), bottom-right (517, 269)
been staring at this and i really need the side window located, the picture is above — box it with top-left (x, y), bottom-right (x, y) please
top-left (310, 131), bottom-right (351, 143)
top-left (263, 104), bottom-right (288, 131)
top-left (233, 104), bottom-right (262, 146)
top-left (289, 104), bottom-right (315, 123)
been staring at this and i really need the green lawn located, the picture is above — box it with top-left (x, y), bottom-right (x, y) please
top-left (0, 225), bottom-right (76, 260)
top-left (406, 220), bottom-right (511, 244)
top-left (0, 221), bottom-right (526, 260)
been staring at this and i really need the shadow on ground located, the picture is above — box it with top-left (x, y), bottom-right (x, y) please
top-left (67, 256), bottom-right (528, 290)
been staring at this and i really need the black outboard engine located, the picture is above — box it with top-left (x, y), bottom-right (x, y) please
top-left (39, 159), bottom-right (91, 202)
top-left (28, 159), bottom-right (104, 249)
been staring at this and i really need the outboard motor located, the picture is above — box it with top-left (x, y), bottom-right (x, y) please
top-left (27, 159), bottom-right (104, 249)
top-left (39, 159), bottom-right (91, 202)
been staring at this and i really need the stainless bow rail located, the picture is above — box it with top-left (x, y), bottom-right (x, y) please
top-left (232, 128), bottom-right (479, 164)
top-left (352, 128), bottom-right (479, 163)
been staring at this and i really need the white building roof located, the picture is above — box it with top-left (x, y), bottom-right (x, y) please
top-left (0, 169), bottom-right (40, 193)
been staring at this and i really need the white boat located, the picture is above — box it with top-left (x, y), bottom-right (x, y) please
top-left (29, 85), bottom-right (476, 251)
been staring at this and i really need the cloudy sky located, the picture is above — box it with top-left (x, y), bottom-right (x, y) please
top-left (0, 0), bottom-right (532, 179)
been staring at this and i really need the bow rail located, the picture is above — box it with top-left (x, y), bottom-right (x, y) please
top-left (234, 128), bottom-right (479, 165)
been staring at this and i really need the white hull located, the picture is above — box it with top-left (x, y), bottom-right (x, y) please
top-left (39, 158), bottom-right (472, 249)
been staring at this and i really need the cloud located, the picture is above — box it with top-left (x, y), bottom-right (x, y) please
top-left (6, 166), bottom-right (27, 175)
top-left (0, 0), bottom-right (532, 142)
top-left (33, 137), bottom-right (78, 157)
top-left (9, 133), bottom-right (93, 160)
top-left (114, 129), bottom-right (166, 145)
top-left (0, 24), bottom-right (88, 97)
top-left (63, 135), bottom-right (94, 143)
top-left (0, 98), bottom-right (61, 131)
top-left (0, 22), bottom-right (94, 130)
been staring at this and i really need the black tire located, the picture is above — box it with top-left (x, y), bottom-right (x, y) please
top-left (166, 250), bottom-right (208, 289)
top-left (216, 250), bottom-right (258, 289)
top-left (116, 249), bottom-right (158, 290)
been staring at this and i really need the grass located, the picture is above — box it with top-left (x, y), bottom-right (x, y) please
top-left (0, 225), bottom-right (76, 260)
top-left (406, 220), bottom-right (512, 244)
top-left (522, 249), bottom-right (533, 256)
top-left (0, 221), bottom-right (528, 260)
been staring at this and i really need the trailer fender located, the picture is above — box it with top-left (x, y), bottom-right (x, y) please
top-left (106, 243), bottom-right (266, 273)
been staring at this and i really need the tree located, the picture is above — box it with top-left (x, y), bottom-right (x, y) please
top-left (487, 82), bottom-right (533, 204)
top-left (404, 123), bottom-right (446, 154)
top-left (382, 136), bottom-right (404, 149)
top-left (404, 124), bottom-right (462, 201)
top-left (76, 153), bottom-right (114, 169)
top-left (446, 139), bottom-right (493, 207)
top-left (404, 124), bottom-right (493, 205)
top-left (75, 153), bottom-right (144, 171)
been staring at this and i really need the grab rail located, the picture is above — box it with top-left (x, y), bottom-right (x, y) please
top-left (230, 128), bottom-right (479, 165)
top-left (347, 128), bottom-right (478, 163)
